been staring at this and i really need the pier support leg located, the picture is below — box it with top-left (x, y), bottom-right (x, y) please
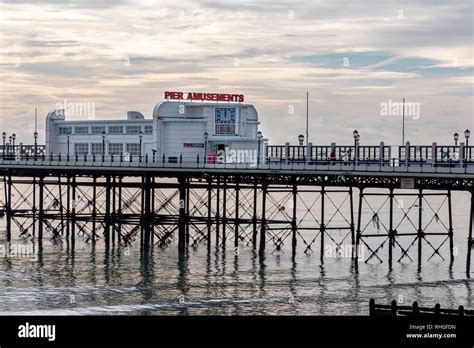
top-left (259, 180), bottom-right (267, 255)
top-left (349, 187), bottom-right (355, 247)
top-left (117, 177), bottom-right (123, 244)
top-left (71, 176), bottom-right (76, 246)
top-left (58, 177), bottom-right (64, 237)
top-left (92, 177), bottom-right (97, 244)
top-left (38, 176), bottom-right (44, 242)
top-left (143, 176), bottom-right (152, 250)
top-left (215, 176), bottom-right (220, 247)
top-left (178, 176), bottom-right (187, 252)
top-left (5, 175), bottom-right (11, 242)
top-left (140, 177), bottom-right (144, 248)
top-left (104, 176), bottom-right (111, 250)
top-left (447, 190), bottom-right (454, 262)
top-left (32, 176), bottom-right (36, 238)
top-left (234, 179), bottom-right (240, 249)
top-left (355, 188), bottom-right (364, 261)
top-left (112, 177), bottom-right (116, 246)
top-left (151, 177), bottom-right (155, 246)
top-left (417, 189), bottom-right (423, 267)
top-left (467, 192), bottom-right (473, 275)
top-left (207, 179), bottom-right (212, 250)
top-left (320, 186), bottom-right (325, 262)
top-left (222, 176), bottom-right (227, 248)
top-left (291, 182), bottom-right (298, 255)
top-left (185, 178), bottom-right (190, 246)
top-left (252, 182), bottom-right (258, 249)
top-left (388, 188), bottom-right (394, 269)
top-left (66, 176), bottom-right (70, 239)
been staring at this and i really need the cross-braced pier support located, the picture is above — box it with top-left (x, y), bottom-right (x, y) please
top-left (467, 191), bottom-right (474, 275)
top-left (355, 188), bottom-right (454, 269)
top-left (0, 170), bottom-right (471, 273)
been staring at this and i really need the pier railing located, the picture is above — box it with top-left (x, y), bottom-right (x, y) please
top-left (1, 140), bottom-right (474, 173)
top-left (3, 151), bottom-right (474, 174)
top-left (0, 144), bottom-right (45, 157)
top-left (266, 142), bottom-right (474, 165)
top-left (266, 144), bottom-right (391, 163)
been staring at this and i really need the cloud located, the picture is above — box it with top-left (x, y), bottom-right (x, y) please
top-left (0, 0), bottom-right (472, 146)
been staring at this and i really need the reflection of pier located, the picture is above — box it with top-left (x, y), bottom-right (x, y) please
top-left (1, 141), bottom-right (474, 275)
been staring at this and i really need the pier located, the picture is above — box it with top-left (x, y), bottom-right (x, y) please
top-left (1, 141), bottom-right (474, 274)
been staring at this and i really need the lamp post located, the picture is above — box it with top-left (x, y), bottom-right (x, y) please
top-left (298, 134), bottom-right (304, 146)
top-left (102, 131), bottom-right (106, 162)
top-left (12, 133), bottom-right (16, 155)
top-left (34, 131), bottom-right (38, 157)
top-left (257, 131), bottom-right (263, 168)
top-left (67, 135), bottom-right (70, 156)
top-left (465, 129), bottom-right (471, 160)
top-left (2, 132), bottom-right (6, 156)
top-left (454, 132), bottom-right (459, 146)
top-left (353, 129), bottom-right (359, 162)
top-left (139, 131), bottom-right (143, 156)
top-left (204, 131), bottom-right (209, 164)
top-left (8, 136), bottom-right (12, 155)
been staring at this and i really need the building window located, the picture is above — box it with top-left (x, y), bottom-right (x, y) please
top-left (108, 126), bottom-right (123, 134)
top-left (91, 143), bottom-right (104, 155)
top-left (74, 143), bottom-right (89, 154)
top-left (109, 143), bottom-right (123, 155)
top-left (144, 125), bottom-right (153, 134)
top-left (59, 127), bottom-right (72, 135)
top-left (91, 126), bottom-right (106, 134)
top-left (74, 126), bottom-right (89, 134)
top-left (215, 108), bottom-right (236, 135)
top-left (126, 125), bottom-right (142, 134)
top-left (126, 143), bottom-right (141, 156)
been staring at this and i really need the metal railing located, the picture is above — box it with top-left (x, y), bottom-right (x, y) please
top-left (266, 144), bottom-right (391, 163)
top-left (2, 152), bottom-right (474, 174)
top-left (399, 144), bottom-right (474, 163)
top-left (0, 144), bottom-right (45, 159)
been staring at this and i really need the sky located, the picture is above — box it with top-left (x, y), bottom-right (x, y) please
top-left (0, 0), bottom-right (472, 146)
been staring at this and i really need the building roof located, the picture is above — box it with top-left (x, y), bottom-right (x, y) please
top-left (153, 100), bottom-right (257, 119)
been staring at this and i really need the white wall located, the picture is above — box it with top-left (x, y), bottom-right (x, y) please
top-left (162, 120), bottom-right (206, 160)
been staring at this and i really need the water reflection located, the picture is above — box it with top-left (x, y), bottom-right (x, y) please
top-left (0, 234), bottom-right (473, 315)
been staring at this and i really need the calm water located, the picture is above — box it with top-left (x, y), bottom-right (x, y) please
top-left (0, 189), bottom-right (472, 315)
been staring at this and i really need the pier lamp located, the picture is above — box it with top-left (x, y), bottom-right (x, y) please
top-left (8, 136), bottom-right (12, 155)
top-left (2, 132), bottom-right (6, 155)
top-left (139, 131), bottom-right (143, 156)
top-left (298, 134), bottom-right (304, 146)
top-left (34, 131), bottom-right (38, 156)
top-left (465, 129), bottom-right (471, 161)
top-left (12, 133), bottom-right (16, 154)
top-left (353, 130), bottom-right (360, 160)
top-left (101, 131), bottom-right (106, 161)
top-left (66, 135), bottom-right (70, 156)
top-left (257, 131), bottom-right (263, 166)
top-left (454, 132), bottom-right (459, 146)
top-left (204, 131), bottom-right (209, 163)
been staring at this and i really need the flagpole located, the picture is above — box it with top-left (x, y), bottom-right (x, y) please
top-left (306, 92), bottom-right (309, 145)
top-left (402, 97), bottom-right (405, 145)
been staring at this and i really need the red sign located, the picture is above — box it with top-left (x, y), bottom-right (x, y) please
top-left (165, 91), bottom-right (244, 103)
